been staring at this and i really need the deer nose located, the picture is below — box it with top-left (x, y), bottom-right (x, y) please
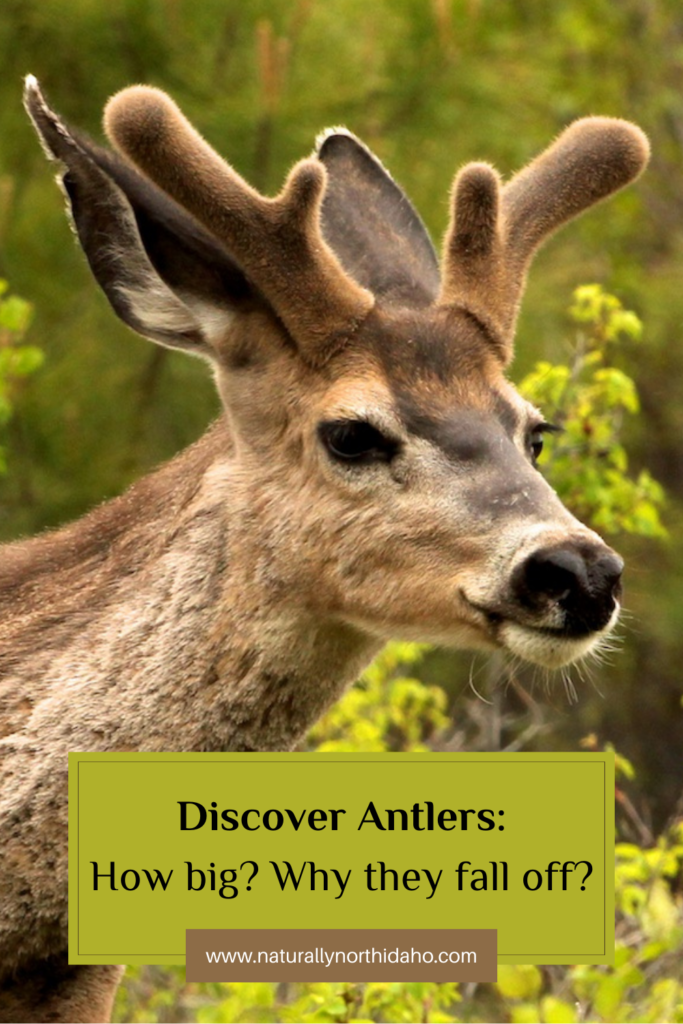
top-left (512, 544), bottom-right (623, 635)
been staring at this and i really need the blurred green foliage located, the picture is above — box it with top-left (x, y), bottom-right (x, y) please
top-left (308, 644), bottom-right (447, 753)
top-left (520, 284), bottom-right (666, 539)
top-left (0, 279), bottom-right (39, 475)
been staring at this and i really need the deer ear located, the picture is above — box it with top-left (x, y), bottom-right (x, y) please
top-left (24, 77), bottom-right (259, 360)
top-left (317, 130), bottom-right (440, 308)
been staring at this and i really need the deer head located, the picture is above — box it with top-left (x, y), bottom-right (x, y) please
top-left (24, 77), bottom-right (648, 673)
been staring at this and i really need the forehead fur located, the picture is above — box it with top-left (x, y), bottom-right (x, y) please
top-left (346, 304), bottom-right (508, 411)
top-left (365, 306), bottom-right (502, 387)
top-left (313, 303), bottom-right (522, 446)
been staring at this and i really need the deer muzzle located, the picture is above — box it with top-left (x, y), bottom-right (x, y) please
top-left (511, 542), bottom-right (623, 637)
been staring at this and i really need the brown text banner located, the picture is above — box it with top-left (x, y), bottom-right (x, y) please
top-left (186, 928), bottom-right (497, 982)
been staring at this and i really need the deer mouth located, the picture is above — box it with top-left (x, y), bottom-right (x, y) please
top-left (497, 613), bottom-right (619, 668)
top-left (460, 592), bottom-right (620, 669)
top-left (459, 538), bottom-right (623, 668)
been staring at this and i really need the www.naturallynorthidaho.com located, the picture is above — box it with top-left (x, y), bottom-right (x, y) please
top-left (206, 946), bottom-right (476, 966)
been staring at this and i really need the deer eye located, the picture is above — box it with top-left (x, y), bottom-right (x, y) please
top-left (319, 419), bottom-right (398, 464)
top-left (528, 422), bottom-right (561, 465)
top-left (530, 429), bottom-right (545, 462)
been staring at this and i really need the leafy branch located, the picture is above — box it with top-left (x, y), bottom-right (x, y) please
top-left (520, 284), bottom-right (666, 539)
top-left (0, 280), bottom-right (41, 476)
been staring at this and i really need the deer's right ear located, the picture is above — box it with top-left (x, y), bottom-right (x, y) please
top-left (24, 77), bottom-right (258, 360)
top-left (317, 130), bottom-right (440, 308)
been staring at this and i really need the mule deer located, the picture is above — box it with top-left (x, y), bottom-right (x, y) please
top-left (0, 76), bottom-right (648, 1022)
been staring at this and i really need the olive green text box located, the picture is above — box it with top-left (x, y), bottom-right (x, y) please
top-left (68, 752), bottom-right (614, 965)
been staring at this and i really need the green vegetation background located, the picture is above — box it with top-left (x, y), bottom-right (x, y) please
top-left (1, 1), bottom-right (683, 1021)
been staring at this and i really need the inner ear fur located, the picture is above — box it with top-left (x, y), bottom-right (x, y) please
top-left (24, 77), bottom-right (261, 359)
top-left (103, 85), bottom-right (374, 365)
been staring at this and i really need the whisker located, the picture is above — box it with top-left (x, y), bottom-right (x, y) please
top-left (468, 656), bottom-right (494, 705)
top-left (560, 667), bottom-right (578, 704)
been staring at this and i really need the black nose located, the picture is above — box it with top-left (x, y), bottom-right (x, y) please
top-left (512, 544), bottom-right (623, 635)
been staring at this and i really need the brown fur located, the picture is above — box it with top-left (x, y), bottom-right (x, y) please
top-left (0, 78), bottom-right (648, 1022)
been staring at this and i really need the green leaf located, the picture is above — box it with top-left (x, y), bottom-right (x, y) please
top-left (541, 996), bottom-right (577, 1023)
top-left (497, 965), bottom-right (543, 1000)
top-left (511, 1004), bottom-right (541, 1024)
top-left (0, 294), bottom-right (33, 334)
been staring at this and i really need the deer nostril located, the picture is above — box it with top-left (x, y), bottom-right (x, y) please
top-left (524, 548), bottom-right (589, 602)
top-left (591, 551), bottom-right (624, 607)
top-left (512, 543), bottom-right (624, 634)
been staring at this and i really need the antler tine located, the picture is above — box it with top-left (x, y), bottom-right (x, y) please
top-left (502, 117), bottom-right (650, 266)
top-left (439, 162), bottom-right (509, 361)
top-left (104, 86), bottom-right (374, 361)
top-left (439, 117), bottom-right (650, 363)
top-left (445, 162), bottom-right (502, 262)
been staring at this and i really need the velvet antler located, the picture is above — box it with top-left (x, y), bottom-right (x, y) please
top-left (439, 117), bottom-right (650, 362)
top-left (104, 87), bottom-right (374, 361)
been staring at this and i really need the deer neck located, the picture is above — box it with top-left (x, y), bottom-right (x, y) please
top-left (1, 421), bottom-right (379, 754)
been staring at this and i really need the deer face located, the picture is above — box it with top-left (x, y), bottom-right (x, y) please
top-left (25, 79), bottom-right (645, 670)
top-left (211, 303), bottom-right (622, 668)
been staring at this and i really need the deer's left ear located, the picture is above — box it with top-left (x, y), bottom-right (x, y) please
top-left (24, 77), bottom-right (258, 360)
top-left (317, 130), bottom-right (440, 308)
